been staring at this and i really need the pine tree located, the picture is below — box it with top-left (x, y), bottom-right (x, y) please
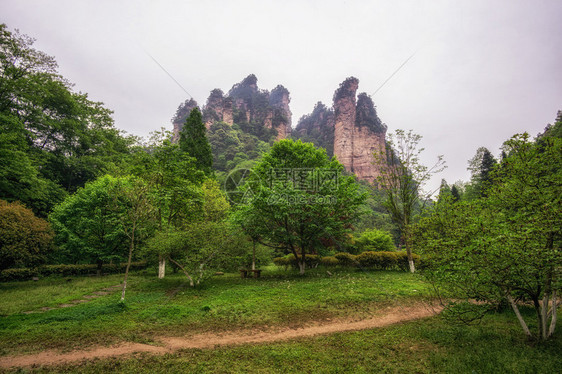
top-left (451, 185), bottom-right (461, 202)
top-left (179, 108), bottom-right (213, 175)
top-left (479, 148), bottom-right (497, 197)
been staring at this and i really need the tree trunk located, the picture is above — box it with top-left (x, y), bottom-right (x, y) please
top-left (406, 247), bottom-right (416, 273)
top-left (169, 257), bottom-right (195, 287)
top-left (158, 255), bottom-right (166, 279)
top-left (506, 293), bottom-right (532, 338)
top-left (121, 227), bottom-right (135, 302)
top-left (251, 241), bottom-right (256, 271)
top-left (548, 290), bottom-right (557, 338)
top-left (96, 259), bottom-right (103, 277)
top-left (541, 292), bottom-right (549, 340)
top-left (298, 260), bottom-right (306, 275)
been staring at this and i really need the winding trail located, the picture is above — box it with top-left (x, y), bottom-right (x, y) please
top-left (0, 302), bottom-right (442, 369)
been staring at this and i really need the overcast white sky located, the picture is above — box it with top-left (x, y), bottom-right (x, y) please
top-left (3, 0), bottom-right (561, 192)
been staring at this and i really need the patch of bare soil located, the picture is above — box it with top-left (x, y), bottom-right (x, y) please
top-left (0, 302), bottom-right (443, 369)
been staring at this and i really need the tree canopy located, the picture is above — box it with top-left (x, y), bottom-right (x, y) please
top-left (232, 139), bottom-right (366, 274)
top-left (414, 133), bottom-right (562, 340)
top-left (0, 24), bottom-right (134, 217)
top-left (179, 107), bottom-right (213, 175)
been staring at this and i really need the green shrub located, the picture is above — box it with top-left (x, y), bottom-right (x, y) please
top-left (273, 256), bottom-right (291, 268)
top-left (0, 262), bottom-right (148, 282)
top-left (320, 256), bottom-right (339, 267)
top-left (0, 268), bottom-right (38, 281)
top-left (355, 251), bottom-right (399, 270)
top-left (334, 252), bottom-right (358, 267)
top-left (395, 252), bottom-right (421, 271)
top-left (355, 229), bottom-right (395, 252)
top-left (0, 199), bottom-right (54, 271)
top-left (273, 254), bottom-right (321, 269)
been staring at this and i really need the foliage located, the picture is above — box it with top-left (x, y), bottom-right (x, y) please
top-left (49, 175), bottom-right (130, 269)
top-left (320, 256), bottom-right (340, 267)
top-left (0, 24), bottom-right (134, 216)
top-left (129, 131), bottom-right (205, 229)
top-left (414, 133), bottom-right (562, 340)
top-left (144, 221), bottom-right (247, 287)
top-left (334, 252), bottom-right (358, 267)
top-left (538, 110), bottom-right (562, 139)
top-left (207, 122), bottom-right (270, 174)
top-left (171, 98), bottom-right (198, 125)
top-left (355, 229), bottom-right (395, 252)
top-left (293, 102), bottom-right (335, 157)
top-left (355, 93), bottom-right (386, 133)
top-left (465, 146), bottom-right (498, 198)
top-left (179, 107), bottom-right (213, 175)
top-left (0, 262), bottom-right (147, 281)
top-left (232, 139), bottom-right (367, 274)
top-left (374, 129), bottom-right (446, 272)
top-left (0, 199), bottom-right (54, 270)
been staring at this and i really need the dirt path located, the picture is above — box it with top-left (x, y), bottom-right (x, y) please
top-left (0, 302), bottom-right (442, 369)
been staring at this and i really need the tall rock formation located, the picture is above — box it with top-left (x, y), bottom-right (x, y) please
top-left (295, 77), bottom-right (387, 183)
top-left (170, 75), bottom-right (388, 182)
top-left (202, 89), bottom-right (233, 128)
top-left (332, 77), bottom-right (359, 173)
top-left (295, 102), bottom-right (335, 156)
top-left (352, 93), bottom-right (387, 181)
top-left (171, 98), bottom-right (198, 143)
top-left (171, 74), bottom-right (291, 143)
top-left (267, 85), bottom-right (292, 141)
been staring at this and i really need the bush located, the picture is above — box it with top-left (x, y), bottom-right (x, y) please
top-left (0, 268), bottom-right (38, 281)
top-left (355, 251), bottom-right (398, 269)
top-left (334, 252), bottom-right (358, 267)
top-left (273, 256), bottom-right (291, 268)
top-left (234, 245), bottom-right (274, 270)
top-left (320, 256), bottom-right (339, 267)
top-left (355, 229), bottom-right (395, 252)
top-left (395, 251), bottom-right (421, 271)
top-left (0, 262), bottom-right (148, 281)
top-left (0, 200), bottom-right (54, 270)
top-left (272, 254), bottom-right (321, 269)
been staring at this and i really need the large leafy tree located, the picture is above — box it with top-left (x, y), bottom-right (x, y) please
top-left (144, 179), bottom-right (235, 287)
top-left (232, 139), bottom-right (366, 274)
top-left (0, 24), bottom-right (133, 216)
top-left (466, 147), bottom-right (498, 198)
top-left (179, 107), bottom-right (213, 175)
top-left (49, 175), bottom-right (130, 273)
top-left (373, 129), bottom-right (445, 272)
top-left (126, 130), bottom-right (207, 278)
top-left (415, 133), bottom-right (561, 340)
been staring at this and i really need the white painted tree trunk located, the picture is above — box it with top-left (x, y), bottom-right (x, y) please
top-left (548, 290), bottom-right (557, 338)
top-left (408, 259), bottom-right (416, 273)
top-left (158, 256), bottom-right (166, 279)
top-left (506, 293), bottom-right (532, 337)
top-left (298, 261), bottom-right (306, 275)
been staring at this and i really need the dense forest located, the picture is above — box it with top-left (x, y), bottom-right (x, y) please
top-left (1, 23), bottom-right (560, 342)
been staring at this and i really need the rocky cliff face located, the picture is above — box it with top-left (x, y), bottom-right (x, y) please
top-left (172, 75), bottom-right (388, 182)
top-left (267, 85), bottom-right (292, 141)
top-left (171, 74), bottom-right (291, 143)
top-left (295, 102), bottom-right (335, 156)
top-left (171, 98), bottom-right (199, 143)
top-left (202, 89), bottom-right (233, 128)
top-left (296, 77), bottom-right (387, 183)
top-left (333, 77), bottom-right (360, 173)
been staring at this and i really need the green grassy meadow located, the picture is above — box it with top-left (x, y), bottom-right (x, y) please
top-left (0, 267), bottom-right (561, 373)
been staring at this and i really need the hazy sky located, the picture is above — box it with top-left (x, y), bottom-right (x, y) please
top-left (3, 0), bottom-right (561, 192)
